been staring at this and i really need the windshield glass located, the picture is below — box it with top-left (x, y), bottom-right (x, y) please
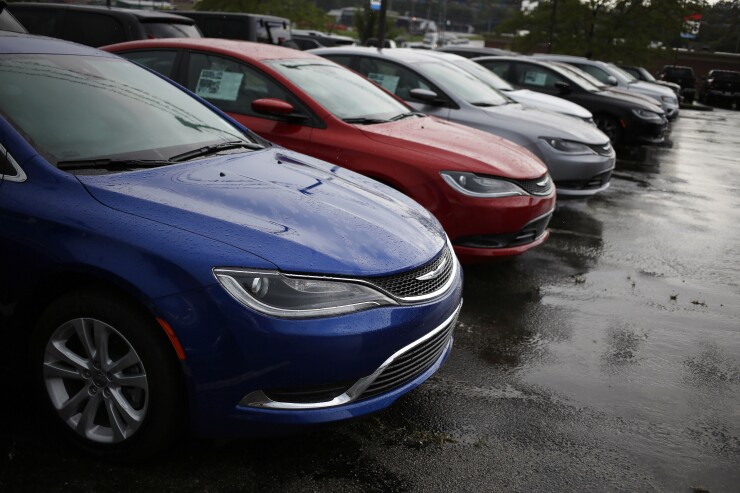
top-left (639, 68), bottom-right (657, 82)
top-left (415, 61), bottom-right (509, 106)
top-left (607, 63), bottom-right (633, 84)
top-left (0, 54), bottom-right (250, 168)
top-left (267, 59), bottom-right (410, 120)
top-left (449, 57), bottom-right (515, 92)
top-left (143, 21), bottom-right (202, 38)
top-left (549, 62), bottom-right (604, 92)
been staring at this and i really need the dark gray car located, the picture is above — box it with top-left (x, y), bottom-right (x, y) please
top-left (311, 47), bottom-right (616, 197)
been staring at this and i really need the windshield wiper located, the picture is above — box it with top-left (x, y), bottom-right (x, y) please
top-left (388, 111), bottom-right (425, 122)
top-left (342, 117), bottom-right (389, 125)
top-left (56, 159), bottom-right (171, 171)
top-left (169, 141), bottom-right (264, 163)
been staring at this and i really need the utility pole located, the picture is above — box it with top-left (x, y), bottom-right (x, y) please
top-left (547, 0), bottom-right (558, 53)
top-left (378, 0), bottom-right (388, 50)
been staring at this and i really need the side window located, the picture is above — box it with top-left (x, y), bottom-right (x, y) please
top-left (516, 64), bottom-right (565, 89)
top-left (479, 60), bottom-right (511, 80)
top-left (202, 18), bottom-right (246, 39)
top-left (186, 52), bottom-right (297, 118)
top-left (11, 8), bottom-right (61, 37)
top-left (321, 54), bottom-right (353, 67)
top-left (122, 51), bottom-right (178, 78)
top-left (62, 12), bottom-right (126, 47)
top-left (356, 57), bottom-right (430, 100)
top-left (574, 64), bottom-right (610, 84)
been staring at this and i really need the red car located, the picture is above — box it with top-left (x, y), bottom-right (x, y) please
top-left (104, 39), bottom-right (556, 262)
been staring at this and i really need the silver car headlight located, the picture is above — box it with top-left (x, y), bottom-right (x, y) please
top-left (440, 171), bottom-right (526, 198)
top-left (661, 95), bottom-right (676, 104)
top-left (541, 138), bottom-right (593, 155)
top-left (632, 108), bottom-right (663, 121)
top-left (213, 269), bottom-right (397, 318)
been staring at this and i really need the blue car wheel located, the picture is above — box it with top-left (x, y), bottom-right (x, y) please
top-left (34, 291), bottom-right (185, 459)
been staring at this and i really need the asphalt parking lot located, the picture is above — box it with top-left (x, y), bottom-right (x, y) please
top-left (1, 107), bottom-right (739, 493)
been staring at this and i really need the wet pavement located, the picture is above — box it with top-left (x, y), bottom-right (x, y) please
top-left (2, 108), bottom-right (739, 492)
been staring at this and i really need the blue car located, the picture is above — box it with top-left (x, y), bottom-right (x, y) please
top-left (0, 33), bottom-right (462, 459)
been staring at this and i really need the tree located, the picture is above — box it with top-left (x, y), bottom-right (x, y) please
top-left (697, 0), bottom-right (740, 53)
top-left (195, 0), bottom-right (330, 30)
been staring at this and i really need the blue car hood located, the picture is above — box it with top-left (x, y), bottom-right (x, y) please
top-left (77, 148), bottom-right (445, 277)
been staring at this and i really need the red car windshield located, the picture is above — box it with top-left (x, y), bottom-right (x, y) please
top-left (267, 59), bottom-right (411, 121)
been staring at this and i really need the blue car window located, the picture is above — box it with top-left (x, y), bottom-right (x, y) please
top-left (0, 53), bottom-right (249, 167)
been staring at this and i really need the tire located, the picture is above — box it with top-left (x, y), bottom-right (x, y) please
top-left (33, 290), bottom-right (185, 461)
top-left (593, 114), bottom-right (623, 146)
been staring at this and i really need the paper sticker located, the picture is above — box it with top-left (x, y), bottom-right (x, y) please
top-left (195, 69), bottom-right (244, 101)
top-left (368, 72), bottom-right (400, 93)
top-left (523, 71), bottom-right (547, 87)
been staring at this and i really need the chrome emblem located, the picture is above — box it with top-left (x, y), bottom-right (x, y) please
top-left (416, 257), bottom-right (448, 281)
top-left (536, 176), bottom-right (550, 187)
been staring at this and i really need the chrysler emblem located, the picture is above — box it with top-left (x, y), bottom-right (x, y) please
top-left (416, 258), bottom-right (448, 281)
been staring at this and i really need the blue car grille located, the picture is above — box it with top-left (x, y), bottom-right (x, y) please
top-left (365, 245), bottom-right (454, 300)
top-left (359, 313), bottom-right (457, 399)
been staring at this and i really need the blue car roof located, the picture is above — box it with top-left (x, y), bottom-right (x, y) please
top-left (0, 31), bottom-right (116, 57)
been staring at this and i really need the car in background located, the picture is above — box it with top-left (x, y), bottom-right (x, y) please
top-left (291, 29), bottom-right (355, 50)
top-left (174, 11), bottom-right (291, 45)
top-left (533, 54), bottom-right (679, 119)
top-left (421, 50), bottom-right (594, 123)
top-left (698, 69), bottom-right (740, 107)
top-left (1, 32), bottom-right (463, 459)
top-left (436, 45), bottom-right (517, 58)
top-left (474, 56), bottom-right (668, 146)
top-left (658, 65), bottom-right (696, 103)
top-left (8, 3), bottom-right (201, 47)
top-left (312, 47), bottom-right (615, 197)
top-left (106, 39), bottom-right (556, 262)
top-left (0, 0), bottom-right (26, 33)
top-left (618, 64), bottom-right (681, 100)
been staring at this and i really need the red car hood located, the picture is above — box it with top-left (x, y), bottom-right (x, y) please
top-left (359, 116), bottom-right (547, 180)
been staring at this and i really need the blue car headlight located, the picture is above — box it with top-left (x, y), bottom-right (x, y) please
top-left (540, 138), bottom-right (594, 155)
top-left (631, 108), bottom-right (663, 121)
top-left (213, 269), bottom-right (397, 318)
top-left (440, 171), bottom-right (526, 198)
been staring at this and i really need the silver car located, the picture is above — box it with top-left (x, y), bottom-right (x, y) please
top-left (310, 47), bottom-right (615, 197)
top-left (532, 55), bottom-right (680, 120)
top-left (421, 50), bottom-right (595, 124)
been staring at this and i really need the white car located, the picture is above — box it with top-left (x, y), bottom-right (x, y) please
top-left (424, 50), bottom-right (594, 123)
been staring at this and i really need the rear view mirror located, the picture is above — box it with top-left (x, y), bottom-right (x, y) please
top-left (606, 75), bottom-right (618, 86)
top-left (554, 81), bottom-right (572, 95)
top-left (409, 88), bottom-right (441, 104)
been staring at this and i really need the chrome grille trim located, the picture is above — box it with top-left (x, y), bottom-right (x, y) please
top-left (239, 302), bottom-right (462, 410)
top-left (506, 174), bottom-right (554, 196)
top-left (281, 239), bottom-right (458, 304)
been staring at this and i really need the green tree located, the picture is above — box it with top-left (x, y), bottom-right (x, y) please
top-left (697, 0), bottom-right (740, 53)
top-left (195, 0), bottom-right (330, 30)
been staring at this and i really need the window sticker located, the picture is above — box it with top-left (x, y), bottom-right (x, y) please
top-left (195, 69), bottom-right (244, 101)
top-left (523, 71), bottom-right (547, 87)
top-left (368, 72), bottom-right (400, 93)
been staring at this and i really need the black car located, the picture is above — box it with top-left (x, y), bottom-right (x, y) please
top-left (474, 56), bottom-right (668, 146)
top-left (9, 3), bottom-right (201, 47)
top-left (436, 45), bottom-right (517, 58)
top-left (658, 65), bottom-right (696, 103)
top-left (698, 69), bottom-right (740, 107)
top-left (174, 11), bottom-right (291, 45)
top-left (0, 0), bottom-right (26, 33)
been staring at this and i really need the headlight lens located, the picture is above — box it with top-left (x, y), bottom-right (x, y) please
top-left (213, 269), bottom-right (396, 318)
top-left (661, 95), bottom-right (676, 104)
top-left (632, 108), bottom-right (663, 121)
top-left (541, 138), bottom-right (593, 154)
top-left (440, 171), bottom-right (526, 198)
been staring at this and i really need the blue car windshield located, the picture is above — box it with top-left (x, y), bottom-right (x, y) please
top-left (0, 53), bottom-right (252, 167)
